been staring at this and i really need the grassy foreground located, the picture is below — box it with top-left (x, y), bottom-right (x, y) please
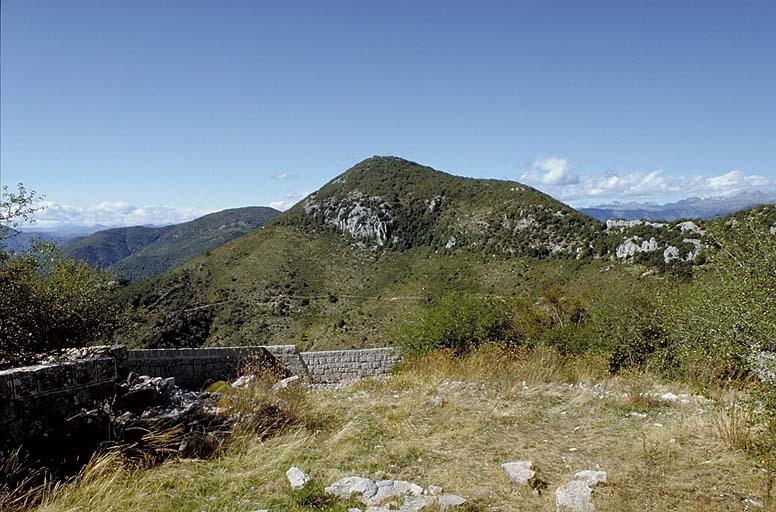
top-left (30, 347), bottom-right (774, 511)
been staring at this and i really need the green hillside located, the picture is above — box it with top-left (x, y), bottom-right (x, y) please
top-left (280, 156), bottom-right (603, 257)
top-left (116, 156), bottom-right (698, 350)
top-left (62, 226), bottom-right (173, 268)
top-left (62, 207), bottom-right (280, 281)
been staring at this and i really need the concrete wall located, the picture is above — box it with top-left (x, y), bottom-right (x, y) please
top-left (300, 348), bottom-right (402, 383)
top-left (0, 357), bottom-right (116, 452)
top-left (121, 346), bottom-right (296, 389)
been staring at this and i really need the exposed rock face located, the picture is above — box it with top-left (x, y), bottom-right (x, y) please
top-left (556, 479), bottom-right (594, 512)
top-left (606, 219), bottom-right (667, 231)
top-left (303, 191), bottom-right (392, 247)
top-left (615, 237), bottom-right (658, 258)
top-left (663, 245), bottom-right (680, 262)
top-left (676, 221), bottom-right (705, 235)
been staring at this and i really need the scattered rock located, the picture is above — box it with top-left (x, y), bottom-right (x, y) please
top-left (232, 375), bottom-right (254, 388)
top-left (326, 476), bottom-right (458, 511)
top-left (111, 373), bottom-right (231, 459)
top-left (286, 466), bottom-right (311, 490)
top-left (556, 479), bottom-right (594, 512)
top-left (627, 412), bottom-right (647, 419)
top-left (502, 460), bottom-right (544, 489)
top-left (370, 479), bottom-right (424, 505)
top-left (430, 395), bottom-right (445, 407)
top-left (272, 375), bottom-right (301, 392)
top-left (438, 494), bottom-right (467, 510)
top-left (573, 470), bottom-right (607, 487)
top-left (326, 476), bottom-right (377, 502)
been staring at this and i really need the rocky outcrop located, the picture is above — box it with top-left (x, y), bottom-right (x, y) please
top-left (615, 237), bottom-right (658, 258)
top-left (303, 191), bottom-right (392, 247)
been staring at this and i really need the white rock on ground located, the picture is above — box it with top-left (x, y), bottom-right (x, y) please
top-left (573, 470), bottom-right (607, 487)
top-left (556, 480), bottom-right (594, 512)
top-left (272, 375), bottom-right (301, 392)
top-left (326, 476), bottom-right (377, 501)
top-left (286, 466), bottom-right (311, 490)
top-left (425, 485), bottom-right (443, 496)
top-left (326, 476), bottom-right (460, 512)
top-left (365, 494), bottom-right (435, 512)
top-left (502, 460), bottom-right (539, 487)
top-left (325, 477), bottom-right (423, 506)
top-left (232, 375), bottom-right (254, 388)
top-left (370, 479), bottom-right (424, 505)
top-left (438, 493), bottom-right (467, 511)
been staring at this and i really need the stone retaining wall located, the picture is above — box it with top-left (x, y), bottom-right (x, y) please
top-left (0, 345), bottom-right (401, 451)
top-left (0, 357), bottom-right (116, 452)
top-left (300, 348), bottom-right (402, 383)
top-left (121, 346), bottom-right (293, 389)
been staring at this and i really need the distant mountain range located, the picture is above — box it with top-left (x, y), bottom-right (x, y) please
top-left (0, 229), bottom-right (66, 253)
top-left (579, 191), bottom-right (776, 221)
top-left (60, 206), bottom-right (279, 281)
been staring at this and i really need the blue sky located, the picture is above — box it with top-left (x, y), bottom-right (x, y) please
top-left (2, 0), bottom-right (775, 226)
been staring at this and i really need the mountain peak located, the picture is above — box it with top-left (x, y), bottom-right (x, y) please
top-left (280, 157), bottom-right (600, 255)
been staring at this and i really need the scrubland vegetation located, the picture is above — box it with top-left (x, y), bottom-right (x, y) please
top-left (2, 172), bottom-right (775, 510)
top-left (5, 347), bottom-right (772, 511)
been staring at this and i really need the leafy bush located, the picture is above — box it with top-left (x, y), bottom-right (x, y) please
top-left (0, 184), bottom-right (121, 367)
top-left (0, 252), bottom-right (121, 367)
top-left (394, 293), bottom-right (520, 355)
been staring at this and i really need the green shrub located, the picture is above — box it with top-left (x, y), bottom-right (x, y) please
top-left (394, 293), bottom-right (520, 355)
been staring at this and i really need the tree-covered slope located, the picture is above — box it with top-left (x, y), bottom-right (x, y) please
top-left (62, 206), bottom-right (280, 281)
top-left (62, 226), bottom-right (173, 268)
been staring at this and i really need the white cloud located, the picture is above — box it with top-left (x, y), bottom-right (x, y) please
top-left (269, 191), bottom-right (309, 211)
top-left (520, 156), bottom-right (774, 204)
top-left (273, 172), bottom-right (298, 180)
top-left (521, 157), bottom-right (579, 186)
top-left (25, 201), bottom-right (211, 228)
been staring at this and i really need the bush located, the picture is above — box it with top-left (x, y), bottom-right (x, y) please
top-left (0, 252), bottom-right (121, 367)
top-left (0, 184), bottom-right (121, 367)
top-left (394, 293), bottom-right (520, 355)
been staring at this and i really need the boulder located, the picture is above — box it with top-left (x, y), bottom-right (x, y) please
top-left (286, 466), bottom-right (311, 490)
top-left (502, 460), bottom-right (542, 488)
top-left (573, 470), bottom-right (606, 487)
top-left (556, 480), bottom-right (594, 512)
